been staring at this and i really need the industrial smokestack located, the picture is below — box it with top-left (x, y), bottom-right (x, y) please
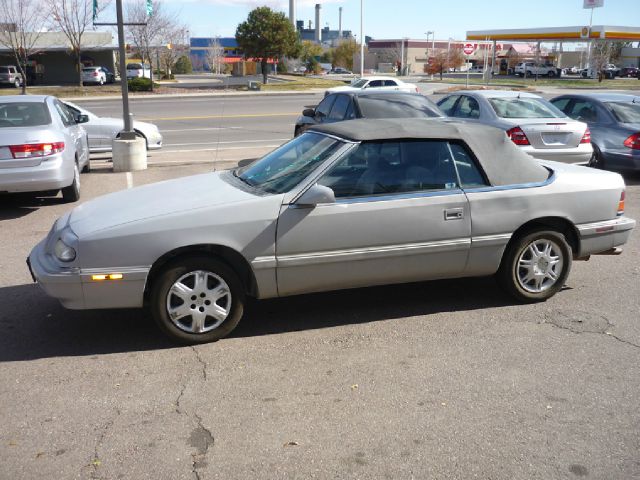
top-left (338, 7), bottom-right (342, 40)
top-left (289, 0), bottom-right (295, 27)
top-left (315, 4), bottom-right (321, 43)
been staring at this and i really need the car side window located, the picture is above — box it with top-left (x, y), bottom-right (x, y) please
top-left (315, 95), bottom-right (336, 120)
top-left (344, 99), bottom-right (356, 120)
top-left (328, 95), bottom-right (351, 120)
top-left (437, 95), bottom-right (459, 116)
top-left (383, 80), bottom-right (398, 87)
top-left (449, 142), bottom-right (489, 188)
top-left (317, 140), bottom-right (459, 199)
top-left (568, 100), bottom-right (598, 123)
top-left (454, 96), bottom-right (480, 119)
top-left (368, 80), bottom-right (384, 87)
top-left (53, 101), bottom-right (76, 127)
top-left (550, 98), bottom-right (571, 113)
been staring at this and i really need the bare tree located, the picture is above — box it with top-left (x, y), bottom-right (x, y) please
top-left (204, 37), bottom-right (224, 74)
top-left (127, 0), bottom-right (174, 91)
top-left (0, 0), bottom-right (47, 93)
top-left (159, 25), bottom-right (188, 78)
top-left (47, 0), bottom-right (110, 87)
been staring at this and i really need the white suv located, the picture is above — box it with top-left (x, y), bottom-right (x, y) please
top-left (515, 62), bottom-right (559, 77)
top-left (126, 63), bottom-right (151, 79)
top-left (0, 66), bottom-right (24, 88)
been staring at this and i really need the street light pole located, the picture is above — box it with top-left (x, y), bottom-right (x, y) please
top-left (360, 0), bottom-right (364, 75)
top-left (115, 0), bottom-right (134, 139)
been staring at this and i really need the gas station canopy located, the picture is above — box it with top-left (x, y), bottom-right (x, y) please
top-left (467, 26), bottom-right (640, 42)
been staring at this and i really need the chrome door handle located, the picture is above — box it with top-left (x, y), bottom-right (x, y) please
top-left (444, 208), bottom-right (464, 220)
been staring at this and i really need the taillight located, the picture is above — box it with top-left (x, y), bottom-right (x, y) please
top-left (93, 71), bottom-right (99, 76)
top-left (506, 126), bottom-right (530, 146)
top-left (580, 127), bottom-right (591, 144)
top-left (9, 142), bottom-right (65, 158)
top-left (623, 132), bottom-right (640, 150)
top-left (617, 191), bottom-right (625, 216)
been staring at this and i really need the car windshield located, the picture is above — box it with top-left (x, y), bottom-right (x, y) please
top-left (0, 102), bottom-right (51, 127)
top-left (358, 95), bottom-right (442, 118)
top-left (606, 102), bottom-right (640, 123)
top-left (351, 79), bottom-right (368, 88)
top-left (236, 133), bottom-right (344, 194)
top-left (489, 97), bottom-right (565, 119)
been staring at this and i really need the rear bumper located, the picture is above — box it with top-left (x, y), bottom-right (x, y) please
top-left (0, 155), bottom-right (73, 193)
top-left (576, 216), bottom-right (636, 257)
top-left (525, 144), bottom-right (593, 164)
top-left (601, 149), bottom-right (640, 171)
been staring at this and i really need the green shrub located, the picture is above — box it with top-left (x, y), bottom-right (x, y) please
top-left (277, 59), bottom-right (287, 74)
top-left (174, 55), bottom-right (193, 74)
top-left (128, 77), bottom-right (155, 91)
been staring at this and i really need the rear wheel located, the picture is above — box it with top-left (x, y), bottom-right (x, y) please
top-left (548, 70), bottom-right (556, 77)
top-left (498, 229), bottom-right (572, 303)
top-left (588, 144), bottom-right (605, 169)
top-left (61, 162), bottom-right (81, 202)
top-left (150, 256), bottom-right (245, 344)
top-left (14, 78), bottom-right (21, 88)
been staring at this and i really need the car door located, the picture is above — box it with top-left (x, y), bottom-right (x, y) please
top-left (437, 95), bottom-right (461, 116)
top-left (64, 103), bottom-right (102, 150)
top-left (53, 100), bottom-right (87, 166)
top-left (366, 79), bottom-right (384, 90)
top-left (450, 95), bottom-right (481, 121)
top-left (382, 79), bottom-right (400, 91)
top-left (275, 139), bottom-right (472, 296)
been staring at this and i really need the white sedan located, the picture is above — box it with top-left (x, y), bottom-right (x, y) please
top-left (63, 101), bottom-right (162, 153)
top-left (325, 76), bottom-right (418, 96)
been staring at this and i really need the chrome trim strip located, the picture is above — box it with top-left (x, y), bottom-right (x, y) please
top-left (471, 233), bottom-right (512, 246)
top-left (576, 217), bottom-right (636, 237)
top-left (463, 170), bottom-right (555, 193)
top-left (251, 256), bottom-right (277, 270)
top-left (277, 238), bottom-right (471, 267)
top-left (333, 188), bottom-right (464, 205)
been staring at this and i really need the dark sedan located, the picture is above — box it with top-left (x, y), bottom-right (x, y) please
top-left (550, 93), bottom-right (640, 171)
top-left (294, 91), bottom-right (443, 136)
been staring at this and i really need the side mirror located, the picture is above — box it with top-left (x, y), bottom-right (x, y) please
top-left (302, 108), bottom-right (315, 118)
top-left (76, 114), bottom-right (89, 124)
top-left (295, 184), bottom-right (335, 207)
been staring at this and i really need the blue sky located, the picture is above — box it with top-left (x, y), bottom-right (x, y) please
top-left (158, 0), bottom-right (639, 40)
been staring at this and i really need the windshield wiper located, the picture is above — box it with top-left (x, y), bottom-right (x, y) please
top-left (233, 169), bottom-right (254, 187)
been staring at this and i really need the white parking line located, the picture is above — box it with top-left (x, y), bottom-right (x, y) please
top-left (126, 172), bottom-right (133, 189)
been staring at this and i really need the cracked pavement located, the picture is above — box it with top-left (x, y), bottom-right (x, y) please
top-left (1, 161), bottom-right (639, 479)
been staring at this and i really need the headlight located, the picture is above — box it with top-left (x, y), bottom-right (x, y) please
top-left (54, 239), bottom-right (76, 262)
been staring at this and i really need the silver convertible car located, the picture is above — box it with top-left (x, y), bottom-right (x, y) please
top-left (28, 119), bottom-right (635, 344)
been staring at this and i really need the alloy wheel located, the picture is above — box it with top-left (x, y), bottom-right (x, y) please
top-left (516, 239), bottom-right (564, 293)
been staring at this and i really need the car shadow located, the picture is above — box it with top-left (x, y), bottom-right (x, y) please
top-left (0, 276), bottom-right (517, 362)
top-left (622, 171), bottom-right (640, 186)
top-left (0, 193), bottom-right (64, 220)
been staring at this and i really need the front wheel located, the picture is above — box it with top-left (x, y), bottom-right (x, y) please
top-left (150, 256), bottom-right (245, 344)
top-left (498, 229), bottom-right (572, 303)
top-left (548, 70), bottom-right (556, 77)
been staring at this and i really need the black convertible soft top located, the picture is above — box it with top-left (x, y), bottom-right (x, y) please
top-left (309, 118), bottom-right (550, 186)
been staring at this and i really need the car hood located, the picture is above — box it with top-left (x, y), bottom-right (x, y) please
top-left (69, 171), bottom-right (256, 237)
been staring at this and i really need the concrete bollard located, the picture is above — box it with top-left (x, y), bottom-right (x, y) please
top-left (112, 137), bottom-right (147, 172)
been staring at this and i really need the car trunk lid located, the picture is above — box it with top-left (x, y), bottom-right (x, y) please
top-left (0, 128), bottom-right (59, 168)
top-left (515, 119), bottom-right (587, 149)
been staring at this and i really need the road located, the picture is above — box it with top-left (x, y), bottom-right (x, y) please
top-left (1, 91), bottom-right (640, 479)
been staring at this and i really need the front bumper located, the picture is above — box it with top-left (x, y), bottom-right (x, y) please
top-left (146, 131), bottom-right (163, 150)
top-left (0, 155), bottom-right (72, 193)
top-left (576, 216), bottom-right (636, 257)
top-left (28, 239), bottom-right (150, 310)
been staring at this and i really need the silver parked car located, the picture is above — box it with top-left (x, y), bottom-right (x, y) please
top-left (28, 119), bottom-right (635, 344)
top-left (63, 101), bottom-right (162, 153)
top-left (550, 93), bottom-right (640, 171)
top-left (437, 90), bottom-right (593, 164)
top-left (81, 66), bottom-right (115, 85)
top-left (0, 95), bottom-right (90, 202)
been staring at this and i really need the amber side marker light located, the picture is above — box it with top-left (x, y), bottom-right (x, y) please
top-left (91, 273), bottom-right (124, 281)
top-left (617, 191), bottom-right (625, 216)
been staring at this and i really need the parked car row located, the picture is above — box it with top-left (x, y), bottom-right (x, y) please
top-left (0, 95), bottom-right (163, 202)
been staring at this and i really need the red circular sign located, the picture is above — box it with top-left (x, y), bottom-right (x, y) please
top-left (463, 43), bottom-right (476, 55)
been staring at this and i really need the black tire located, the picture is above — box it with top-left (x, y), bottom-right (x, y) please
top-left (99, 77), bottom-right (104, 86)
top-left (150, 256), bottom-right (245, 344)
top-left (588, 144), bottom-right (605, 169)
top-left (548, 70), bottom-right (555, 77)
top-left (82, 159), bottom-right (91, 173)
top-left (497, 229), bottom-right (572, 303)
top-left (14, 78), bottom-right (21, 88)
top-left (61, 161), bottom-right (81, 202)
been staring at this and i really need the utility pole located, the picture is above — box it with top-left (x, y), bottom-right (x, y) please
top-left (359, 0), bottom-right (364, 76)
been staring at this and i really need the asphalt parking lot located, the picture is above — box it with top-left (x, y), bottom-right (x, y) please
top-left (1, 154), bottom-right (639, 478)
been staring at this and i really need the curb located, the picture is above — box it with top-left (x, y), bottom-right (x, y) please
top-left (62, 89), bottom-right (325, 102)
